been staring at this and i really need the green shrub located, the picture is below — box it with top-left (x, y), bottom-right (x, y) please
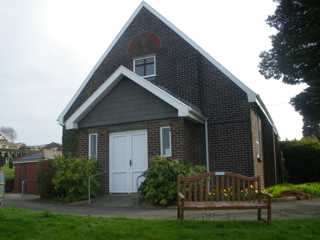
top-left (266, 182), bottom-right (320, 198)
top-left (281, 137), bottom-right (320, 183)
top-left (62, 129), bottom-right (79, 157)
top-left (139, 156), bottom-right (206, 206)
top-left (52, 156), bottom-right (101, 202)
top-left (2, 164), bottom-right (14, 181)
top-left (1, 164), bottom-right (15, 192)
top-left (38, 161), bottom-right (56, 199)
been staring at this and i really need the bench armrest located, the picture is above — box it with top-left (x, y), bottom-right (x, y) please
top-left (178, 192), bottom-right (185, 200)
top-left (258, 192), bottom-right (272, 202)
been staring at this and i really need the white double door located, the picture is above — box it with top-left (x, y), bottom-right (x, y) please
top-left (109, 130), bottom-right (148, 193)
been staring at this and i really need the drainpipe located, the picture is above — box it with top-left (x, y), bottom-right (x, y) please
top-left (205, 119), bottom-right (210, 172)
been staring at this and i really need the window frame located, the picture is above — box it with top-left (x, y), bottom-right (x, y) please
top-left (160, 126), bottom-right (172, 157)
top-left (256, 115), bottom-right (262, 161)
top-left (133, 55), bottom-right (156, 78)
top-left (88, 133), bottom-right (98, 160)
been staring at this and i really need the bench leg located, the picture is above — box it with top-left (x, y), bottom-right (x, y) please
top-left (180, 207), bottom-right (184, 220)
top-left (177, 207), bottom-right (180, 219)
top-left (267, 205), bottom-right (271, 224)
top-left (257, 209), bottom-right (262, 221)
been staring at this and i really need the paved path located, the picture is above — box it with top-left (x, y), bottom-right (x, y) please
top-left (3, 193), bottom-right (320, 220)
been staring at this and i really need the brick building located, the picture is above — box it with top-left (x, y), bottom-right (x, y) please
top-left (58, 2), bottom-right (281, 193)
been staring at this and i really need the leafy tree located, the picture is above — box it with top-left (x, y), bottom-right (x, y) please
top-left (259, 0), bottom-right (320, 137)
top-left (0, 126), bottom-right (17, 142)
top-left (291, 86), bottom-right (320, 138)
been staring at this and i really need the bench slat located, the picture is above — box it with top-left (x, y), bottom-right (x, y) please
top-left (220, 175), bottom-right (224, 201)
top-left (236, 178), bottom-right (240, 200)
top-left (232, 177), bottom-right (236, 201)
top-left (184, 201), bottom-right (267, 210)
top-left (215, 176), bottom-right (219, 201)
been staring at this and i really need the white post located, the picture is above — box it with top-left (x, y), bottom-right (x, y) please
top-left (88, 176), bottom-right (91, 204)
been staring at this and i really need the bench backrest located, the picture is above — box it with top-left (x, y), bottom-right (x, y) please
top-left (177, 172), bottom-right (261, 202)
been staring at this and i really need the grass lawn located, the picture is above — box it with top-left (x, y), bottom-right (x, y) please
top-left (0, 208), bottom-right (320, 240)
top-left (266, 182), bottom-right (320, 198)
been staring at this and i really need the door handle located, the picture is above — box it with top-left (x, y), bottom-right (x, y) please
top-left (129, 159), bottom-right (132, 167)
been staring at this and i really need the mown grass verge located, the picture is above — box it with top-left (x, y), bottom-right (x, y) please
top-left (0, 208), bottom-right (320, 240)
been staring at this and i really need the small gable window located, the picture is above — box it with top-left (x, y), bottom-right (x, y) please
top-left (88, 133), bottom-right (98, 160)
top-left (160, 126), bottom-right (172, 157)
top-left (133, 55), bottom-right (156, 78)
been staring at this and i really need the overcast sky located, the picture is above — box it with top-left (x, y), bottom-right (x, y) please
top-left (0, 0), bottom-right (305, 145)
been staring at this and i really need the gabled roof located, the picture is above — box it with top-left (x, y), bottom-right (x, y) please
top-left (64, 66), bottom-right (205, 129)
top-left (57, 1), bottom-right (277, 134)
top-left (13, 152), bottom-right (44, 164)
top-left (42, 142), bottom-right (62, 150)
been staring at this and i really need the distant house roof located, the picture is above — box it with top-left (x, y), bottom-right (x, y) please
top-left (0, 134), bottom-right (25, 150)
top-left (43, 142), bottom-right (62, 150)
top-left (13, 152), bottom-right (45, 164)
top-left (0, 134), bottom-right (8, 143)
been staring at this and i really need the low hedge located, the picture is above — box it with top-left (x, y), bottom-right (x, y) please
top-left (281, 137), bottom-right (320, 183)
top-left (38, 161), bottom-right (56, 199)
top-left (139, 156), bottom-right (205, 206)
top-left (266, 182), bottom-right (320, 198)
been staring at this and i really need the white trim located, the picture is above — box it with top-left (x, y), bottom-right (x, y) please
top-left (160, 126), bottom-right (172, 157)
top-left (57, 1), bottom-right (257, 125)
top-left (133, 55), bottom-right (156, 78)
top-left (255, 95), bottom-right (278, 135)
top-left (64, 66), bottom-right (205, 129)
top-left (88, 133), bottom-right (98, 159)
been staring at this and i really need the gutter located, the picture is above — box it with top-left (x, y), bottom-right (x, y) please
top-left (254, 95), bottom-right (279, 136)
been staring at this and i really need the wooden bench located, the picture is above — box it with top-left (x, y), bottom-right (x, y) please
top-left (177, 172), bottom-right (272, 223)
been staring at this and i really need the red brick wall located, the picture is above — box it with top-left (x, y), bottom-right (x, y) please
top-left (183, 120), bottom-right (204, 165)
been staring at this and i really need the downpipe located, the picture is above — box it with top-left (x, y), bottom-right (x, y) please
top-left (205, 119), bottom-right (210, 172)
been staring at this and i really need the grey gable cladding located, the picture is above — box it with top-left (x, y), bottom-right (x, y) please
top-left (78, 77), bottom-right (178, 128)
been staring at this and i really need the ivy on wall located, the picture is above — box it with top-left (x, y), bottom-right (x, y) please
top-left (62, 128), bottom-right (80, 157)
